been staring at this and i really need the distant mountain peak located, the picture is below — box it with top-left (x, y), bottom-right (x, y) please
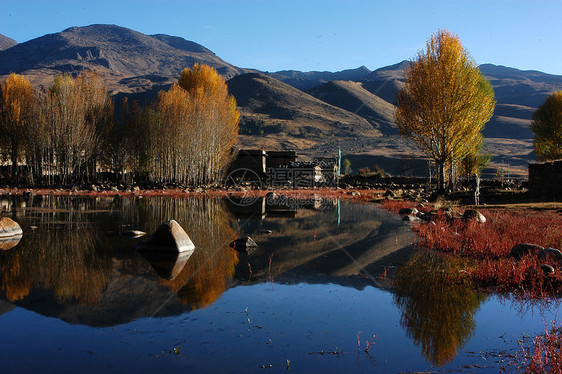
top-left (0, 33), bottom-right (17, 51)
top-left (0, 24), bottom-right (244, 92)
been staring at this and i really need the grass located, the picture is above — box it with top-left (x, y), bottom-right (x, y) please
top-left (380, 199), bottom-right (562, 297)
top-left (524, 322), bottom-right (562, 374)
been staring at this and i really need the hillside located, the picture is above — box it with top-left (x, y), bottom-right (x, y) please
top-left (0, 24), bottom-right (244, 94)
top-left (0, 34), bottom-right (17, 51)
top-left (228, 72), bottom-right (381, 151)
top-left (306, 80), bottom-right (397, 134)
top-left (270, 66), bottom-right (371, 90)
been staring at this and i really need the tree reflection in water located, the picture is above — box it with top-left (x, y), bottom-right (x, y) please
top-left (393, 251), bottom-right (486, 366)
top-left (0, 220), bottom-right (112, 306)
top-left (0, 196), bottom-right (239, 311)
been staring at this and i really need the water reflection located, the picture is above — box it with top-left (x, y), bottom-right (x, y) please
top-left (0, 221), bottom-right (111, 305)
top-left (393, 251), bottom-right (486, 366)
top-left (137, 198), bottom-right (240, 310)
top-left (0, 195), bottom-right (240, 317)
top-left (0, 236), bottom-right (21, 251)
top-left (0, 194), bottom-right (414, 324)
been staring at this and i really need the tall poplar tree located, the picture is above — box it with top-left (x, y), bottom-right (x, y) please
top-left (151, 63), bottom-right (239, 185)
top-left (531, 91), bottom-right (562, 161)
top-left (395, 30), bottom-right (495, 191)
top-left (0, 73), bottom-right (36, 183)
top-left (45, 71), bottom-right (112, 184)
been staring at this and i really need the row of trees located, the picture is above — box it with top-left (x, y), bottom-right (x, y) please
top-left (0, 64), bottom-right (240, 186)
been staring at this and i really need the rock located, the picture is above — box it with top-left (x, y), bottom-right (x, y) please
top-left (261, 229), bottom-right (272, 234)
top-left (121, 229), bottom-right (147, 238)
top-left (538, 247), bottom-right (562, 262)
top-left (417, 212), bottom-right (433, 222)
top-left (384, 189), bottom-right (396, 198)
top-left (540, 264), bottom-right (555, 275)
top-left (510, 243), bottom-right (544, 260)
top-left (462, 209), bottom-right (486, 223)
top-left (136, 220), bottom-right (195, 253)
top-left (0, 217), bottom-right (23, 238)
top-left (23, 190), bottom-right (36, 198)
top-left (230, 236), bottom-right (258, 253)
top-left (402, 215), bottom-right (421, 223)
top-left (399, 207), bottom-right (418, 216)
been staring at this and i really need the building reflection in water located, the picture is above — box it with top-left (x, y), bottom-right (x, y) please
top-left (393, 251), bottom-right (486, 366)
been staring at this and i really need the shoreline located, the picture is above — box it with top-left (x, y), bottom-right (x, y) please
top-left (0, 186), bottom-right (386, 202)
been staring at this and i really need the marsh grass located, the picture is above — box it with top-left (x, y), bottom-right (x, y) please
top-left (380, 199), bottom-right (562, 297)
top-left (523, 322), bottom-right (562, 374)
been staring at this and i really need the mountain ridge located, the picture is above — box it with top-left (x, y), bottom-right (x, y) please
top-left (0, 24), bottom-right (245, 94)
top-left (1, 24), bottom-right (562, 177)
top-left (0, 33), bottom-right (17, 51)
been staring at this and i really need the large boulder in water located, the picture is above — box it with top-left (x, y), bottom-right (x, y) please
top-left (136, 220), bottom-right (195, 253)
top-left (0, 217), bottom-right (22, 238)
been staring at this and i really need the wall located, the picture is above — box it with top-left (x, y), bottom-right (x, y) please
top-left (528, 160), bottom-right (562, 200)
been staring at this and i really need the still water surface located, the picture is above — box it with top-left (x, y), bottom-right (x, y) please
top-left (0, 195), bottom-right (559, 373)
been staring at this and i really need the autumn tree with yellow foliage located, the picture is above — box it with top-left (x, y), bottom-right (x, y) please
top-left (395, 30), bottom-right (495, 191)
top-left (531, 91), bottom-right (562, 161)
top-left (0, 73), bottom-right (36, 183)
top-left (44, 71), bottom-right (113, 184)
top-left (149, 63), bottom-right (239, 186)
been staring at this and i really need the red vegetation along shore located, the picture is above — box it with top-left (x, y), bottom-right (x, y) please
top-left (381, 199), bottom-right (562, 298)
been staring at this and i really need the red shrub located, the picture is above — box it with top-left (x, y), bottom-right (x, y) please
top-left (379, 200), bottom-right (417, 214)
top-left (525, 322), bottom-right (562, 374)
top-left (388, 206), bottom-right (562, 298)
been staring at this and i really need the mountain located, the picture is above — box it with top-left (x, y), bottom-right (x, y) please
top-left (2, 24), bottom-right (562, 177)
top-left (0, 24), bottom-right (245, 94)
top-left (0, 34), bottom-right (17, 51)
top-left (306, 80), bottom-right (397, 134)
top-left (270, 66), bottom-right (371, 90)
top-left (227, 72), bottom-right (381, 150)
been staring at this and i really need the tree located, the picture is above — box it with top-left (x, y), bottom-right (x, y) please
top-left (342, 158), bottom-right (352, 175)
top-left (531, 91), bottom-right (562, 161)
top-left (395, 30), bottom-right (495, 191)
top-left (44, 71), bottom-right (113, 184)
top-left (0, 73), bottom-right (36, 183)
top-left (150, 63), bottom-right (239, 185)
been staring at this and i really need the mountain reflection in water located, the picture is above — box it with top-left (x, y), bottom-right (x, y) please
top-left (0, 195), bottom-right (415, 326)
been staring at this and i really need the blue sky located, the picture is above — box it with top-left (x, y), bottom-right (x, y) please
top-left (1, 0), bottom-right (561, 75)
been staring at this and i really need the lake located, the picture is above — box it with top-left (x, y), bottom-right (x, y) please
top-left (0, 194), bottom-right (558, 373)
